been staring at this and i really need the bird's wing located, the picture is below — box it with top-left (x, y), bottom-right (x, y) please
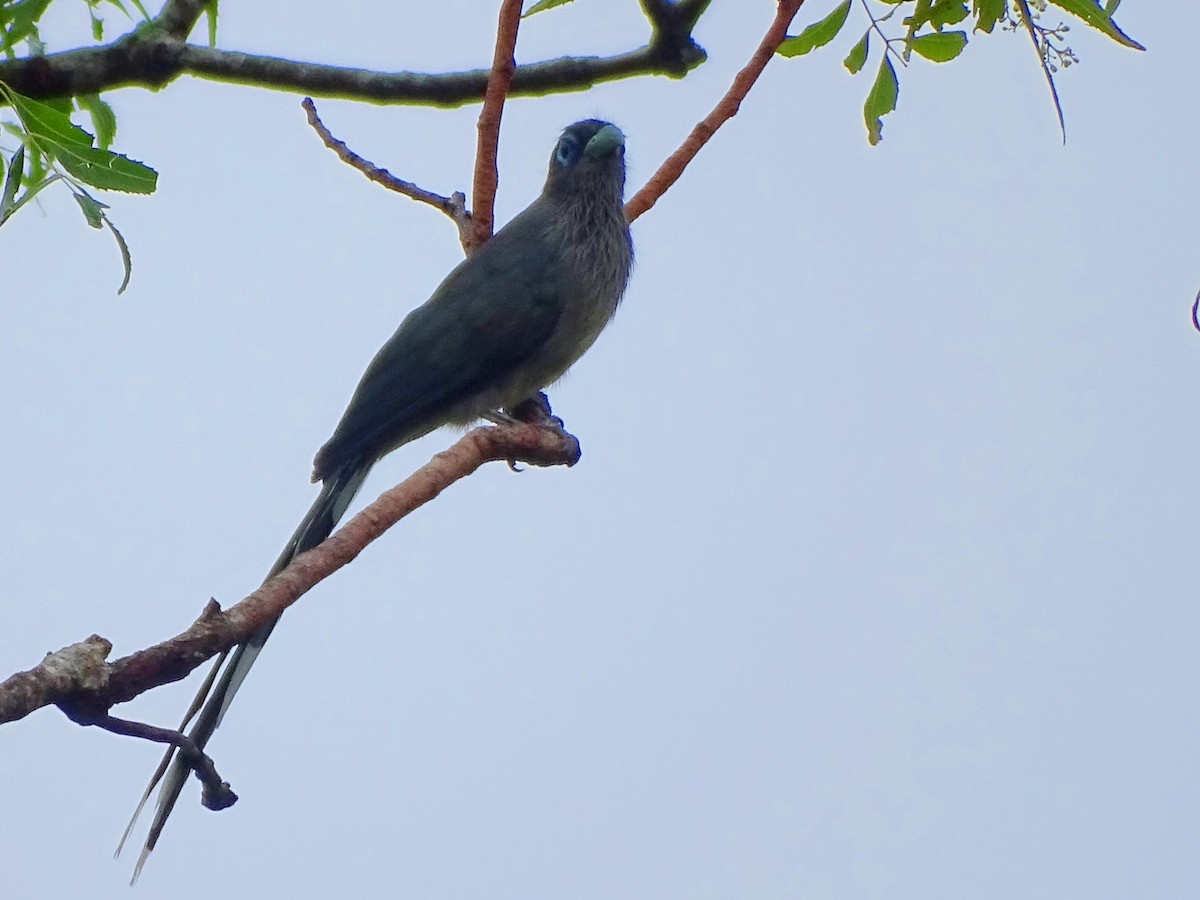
top-left (314, 204), bottom-right (567, 478)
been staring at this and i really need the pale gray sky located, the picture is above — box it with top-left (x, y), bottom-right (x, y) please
top-left (3, 2), bottom-right (1196, 898)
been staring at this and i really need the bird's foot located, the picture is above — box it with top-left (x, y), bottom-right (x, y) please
top-left (504, 392), bottom-right (565, 431)
top-left (489, 393), bottom-right (570, 471)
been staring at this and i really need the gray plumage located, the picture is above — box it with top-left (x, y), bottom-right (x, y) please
top-left (121, 119), bottom-right (632, 878)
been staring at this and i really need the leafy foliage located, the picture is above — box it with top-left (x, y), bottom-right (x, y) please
top-left (910, 30), bottom-right (968, 62)
top-left (778, 1), bottom-right (852, 57)
top-left (844, 30), bottom-right (870, 73)
top-left (0, 82), bottom-right (157, 291)
top-left (1048, 0), bottom-right (1141, 49)
top-left (1, 0), bottom-right (158, 290)
top-left (864, 55), bottom-right (898, 145)
top-left (777, 0), bottom-right (1143, 144)
top-left (1, 0), bottom-right (147, 56)
top-left (0, 0), bottom-right (1148, 289)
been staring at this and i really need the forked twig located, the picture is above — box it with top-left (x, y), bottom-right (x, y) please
top-left (301, 97), bottom-right (473, 248)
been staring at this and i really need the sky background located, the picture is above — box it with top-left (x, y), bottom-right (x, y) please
top-left (3, 2), bottom-right (1197, 898)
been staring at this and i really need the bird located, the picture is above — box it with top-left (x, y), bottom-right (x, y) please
top-left (120, 118), bottom-right (633, 878)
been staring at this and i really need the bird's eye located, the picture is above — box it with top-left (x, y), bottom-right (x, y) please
top-left (555, 137), bottom-right (580, 167)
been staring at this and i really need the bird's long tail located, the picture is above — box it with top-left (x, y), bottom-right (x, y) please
top-left (118, 460), bottom-right (371, 880)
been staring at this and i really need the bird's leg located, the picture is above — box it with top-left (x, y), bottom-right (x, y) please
top-left (484, 393), bottom-right (563, 430)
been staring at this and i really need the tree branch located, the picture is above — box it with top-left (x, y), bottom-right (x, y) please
top-left (470, 0), bottom-right (523, 250)
top-left (625, 0), bottom-right (805, 222)
top-left (0, 635), bottom-right (113, 722)
top-left (93, 714), bottom-right (237, 812)
top-left (676, 0), bottom-right (716, 31)
top-left (0, 22), bottom-right (705, 107)
top-left (640, 0), bottom-right (714, 69)
top-left (156, 0), bottom-right (212, 40)
top-left (0, 419), bottom-right (580, 727)
top-left (301, 97), bottom-right (473, 247)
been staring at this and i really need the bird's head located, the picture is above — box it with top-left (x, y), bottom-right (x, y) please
top-left (542, 119), bottom-right (626, 205)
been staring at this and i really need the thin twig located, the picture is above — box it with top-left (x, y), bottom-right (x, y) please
top-left (301, 97), bottom-right (472, 246)
top-left (1013, 0), bottom-right (1067, 144)
top-left (901, 0), bottom-right (931, 62)
top-left (470, 0), bottom-right (524, 251)
top-left (90, 714), bottom-right (238, 811)
top-left (625, 0), bottom-right (805, 222)
top-left (857, 0), bottom-right (909, 69)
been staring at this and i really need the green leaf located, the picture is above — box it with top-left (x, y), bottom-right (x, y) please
top-left (14, 172), bottom-right (59, 209)
top-left (3, 86), bottom-right (156, 193)
top-left (903, 0), bottom-right (967, 52)
top-left (1, 0), bottom-right (52, 54)
top-left (864, 56), bottom-right (899, 145)
top-left (522, 0), bottom-right (573, 17)
top-left (43, 96), bottom-right (75, 116)
top-left (778, 0), bottom-right (852, 58)
top-left (206, 0), bottom-right (218, 46)
top-left (974, 0), bottom-right (1005, 33)
top-left (89, 7), bottom-right (104, 41)
top-left (25, 137), bottom-right (48, 184)
top-left (58, 145), bottom-right (158, 193)
top-left (910, 30), bottom-right (968, 61)
top-left (1103, 0), bottom-right (1120, 12)
top-left (73, 190), bottom-right (134, 292)
top-left (844, 30), bottom-right (869, 73)
top-left (105, 216), bottom-right (133, 294)
top-left (72, 190), bottom-right (109, 228)
top-left (77, 94), bottom-right (117, 149)
top-left (6, 89), bottom-right (95, 150)
top-left (1047, 0), bottom-right (1144, 50)
top-left (928, 0), bottom-right (970, 28)
top-left (1, 143), bottom-right (25, 224)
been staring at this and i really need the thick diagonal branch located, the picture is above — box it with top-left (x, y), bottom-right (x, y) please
top-left (0, 421), bottom-right (580, 726)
